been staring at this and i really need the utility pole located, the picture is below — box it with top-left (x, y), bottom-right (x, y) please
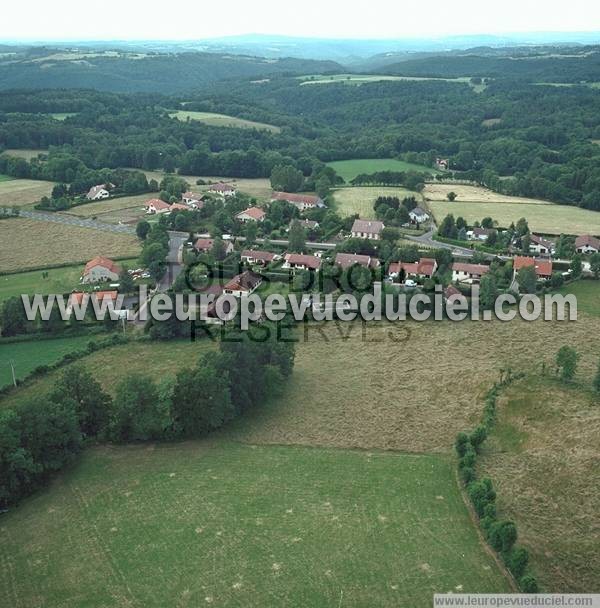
top-left (9, 360), bottom-right (17, 387)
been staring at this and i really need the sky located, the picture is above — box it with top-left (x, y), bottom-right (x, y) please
top-left (2, 0), bottom-right (600, 41)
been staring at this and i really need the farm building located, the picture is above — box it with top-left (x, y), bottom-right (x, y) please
top-left (271, 191), bottom-right (326, 211)
top-left (208, 182), bottom-right (236, 197)
top-left (81, 256), bottom-right (121, 284)
top-left (335, 253), bottom-right (380, 270)
top-left (193, 238), bottom-right (234, 255)
top-left (529, 234), bottom-right (556, 256)
top-left (282, 253), bottom-right (322, 271)
top-left (224, 270), bottom-right (263, 297)
top-left (388, 257), bottom-right (437, 281)
top-left (144, 199), bottom-right (171, 215)
top-left (86, 184), bottom-right (111, 201)
top-left (409, 207), bottom-right (430, 224)
top-left (513, 256), bottom-right (553, 279)
top-left (451, 262), bottom-right (490, 284)
top-left (575, 234), bottom-right (600, 254)
top-left (241, 250), bottom-right (279, 265)
top-left (236, 207), bottom-right (266, 222)
top-left (351, 219), bottom-right (385, 240)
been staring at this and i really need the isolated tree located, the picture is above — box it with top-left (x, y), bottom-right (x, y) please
top-left (479, 274), bottom-right (498, 310)
top-left (438, 214), bottom-right (457, 239)
top-left (270, 164), bottom-right (304, 193)
top-left (50, 365), bottom-right (112, 437)
top-left (481, 216), bottom-right (494, 229)
top-left (515, 217), bottom-right (529, 236)
top-left (456, 216), bottom-right (467, 230)
top-left (211, 235), bottom-right (228, 261)
top-left (136, 220), bottom-right (151, 240)
top-left (288, 219), bottom-right (306, 253)
top-left (245, 220), bottom-right (257, 247)
top-left (516, 265), bottom-right (537, 294)
top-left (570, 254), bottom-right (583, 280)
top-left (521, 233), bottom-right (531, 254)
top-left (446, 191), bottom-right (457, 202)
top-left (1, 297), bottom-right (28, 337)
top-left (556, 346), bottom-right (578, 382)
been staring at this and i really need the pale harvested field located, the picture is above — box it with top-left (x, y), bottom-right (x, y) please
top-left (227, 316), bottom-right (600, 454)
top-left (0, 178), bottom-right (55, 207)
top-left (333, 186), bottom-right (423, 218)
top-left (480, 378), bottom-right (600, 592)
top-left (139, 171), bottom-right (272, 201)
top-left (2, 148), bottom-right (47, 160)
top-left (169, 110), bottom-right (281, 133)
top-left (64, 193), bottom-right (151, 222)
top-left (0, 218), bottom-right (140, 272)
top-left (423, 183), bottom-right (550, 205)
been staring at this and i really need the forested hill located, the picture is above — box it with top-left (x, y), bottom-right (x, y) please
top-left (379, 46), bottom-right (600, 82)
top-left (0, 49), bottom-right (342, 93)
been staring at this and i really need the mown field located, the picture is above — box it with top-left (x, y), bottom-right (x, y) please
top-left (63, 193), bottom-right (151, 223)
top-left (169, 110), bottom-right (281, 133)
top-left (328, 158), bottom-right (440, 183)
top-left (0, 442), bottom-right (511, 607)
top-left (0, 335), bottom-right (97, 389)
top-left (479, 377), bottom-right (600, 592)
top-left (298, 74), bottom-right (486, 92)
top-left (0, 178), bottom-right (55, 207)
top-left (2, 149), bottom-right (46, 161)
top-left (558, 279), bottom-right (600, 316)
top-left (423, 184), bottom-right (600, 235)
top-left (0, 218), bottom-right (141, 272)
top-left (332, 186), bottom-right (422, 218)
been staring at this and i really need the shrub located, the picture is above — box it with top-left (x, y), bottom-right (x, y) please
top-left (469, 425), bottom-right (488, 451)
top-left (460, 466), bottom-right (475, 483)
top-left (455, 432), bottom-right (470, 456)
top-left (468, 478), bottom-right (496, 517)
top-left (506, 547), bottom-right (529, 579)
top-left (488, 520), bottom-right (517, 554)
top-left (519, 574), bottom-right (539, 593)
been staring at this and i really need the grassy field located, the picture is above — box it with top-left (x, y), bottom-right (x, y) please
top-left (0, 338), bottom-right (213, 408)
top-left (423, 184), bottom-right (600, 235)
top-left (2, 149), bottom-right (47, 161)
top-left (328, 158), bottom-right (440, 182)
top-left (0, 441), bottom-right (511, 607)
top-left (0, 218), bottom-right (140, 272)
top-left (479, 377), bottom-right (600, 592)
top-left (558, 280), bottom-right (600, 316)
top-left (63, 193), bottom-right (151, 223)
top-left (0, 335), bottom-right (99, 389)
top-left (48, 113), bottom-right (77, 121)
top-left (169, 111), bottom-right (281, 133)
top-left (0, 174), bottom-right (15, 182)
top-left (298, 74), bottom-right (486, 91)
top-left (0, 178), bottom-right (55, 207)
top-left (332, 186), bottom-right (422, 218)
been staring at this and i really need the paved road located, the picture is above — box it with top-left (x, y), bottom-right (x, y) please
top-left (18, 210), bottom-right (136, 234)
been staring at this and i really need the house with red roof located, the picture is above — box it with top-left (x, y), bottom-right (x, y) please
top-left (513, 256), bottom-right (553, 280)
top-left (82, 256), bottom-right (121, 284)
top-left (236, 207), bottom-right (266, 222)
top-left (143, 198), bottom-right (171, 215)
top-left (182, 191), bottom-right (205, 208)
top-left (529, 234), bottom-right (556, 256)
top-left (335, 253), bottom-right (380, 271)
top-left (194, 238), bottom-right (234, 255)
top-left (271, 191), bottom-right (326, 211)
top-left (241, 250), bottom-right (279, 266)
top-left (223, 270), bottom-right (263, 297)
top-left (388, 257), bottom-right (437, 281)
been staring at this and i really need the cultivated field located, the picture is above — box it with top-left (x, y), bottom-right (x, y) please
top-left (228, 317), bottom-right (600, 454)
top-left (0, 178), bottom-right (55, 207)
top-left (328, 158), bottom-right (440, 182)
top-left (423, 184), bottom-right (600, 235)
top-left (480, 377), bottom-right (600, 592)
top-left (0, 218), bottom-right (140, 272)
top-left (332, 186), bottom-right (422, 218)
top-left (0, 335), bottom-right (97, 389)
top-left (169, 110), bottom-right (281, 133)
top-left (0, 442), bottom-right (511, 607)
top-left (298, 74), bottom-right (486, 91)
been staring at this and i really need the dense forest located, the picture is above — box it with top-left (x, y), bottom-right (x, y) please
top-left (0, 45), bottom-right (600, 209)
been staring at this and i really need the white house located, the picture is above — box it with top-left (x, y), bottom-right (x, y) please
top-left (143, 198), bottom-right (171, 215)
top-left (182, 191), bottom-right (205, 208)
top-left (271, 191), bottom-right (326, 212)
top-left (208, 182), bottom-right (236, 197)
top-left (409, 207), bottom-right (430, 224)
top-left (575, 235), bottom-right (600, 254)
top-left (467, 227), bottom-right (493, 241)
top-left (334, 253), bottom-right (380, 270)
top-left (223, 270), bottom-right (262, 297)
top-left (81, 256), bottom-right (121, 283)
top-left (236, 207), bottom-right (266, 222)
top-left (282, 253), bottom-right (321, 271)
top-left (529, 234), bottom-right (555, 256)
top-left (388, 258), bottom-right (437, 281)
top-left (86, 185), bottom-right (110, 201)
top-left (194, 238), bottom-right (234, 255)
top-left (351, 219), bottom-right (385, 240)
top-left (451, 262), bottom-right (490, 284)
top-left (240, 250), bottom-right (279, 265)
